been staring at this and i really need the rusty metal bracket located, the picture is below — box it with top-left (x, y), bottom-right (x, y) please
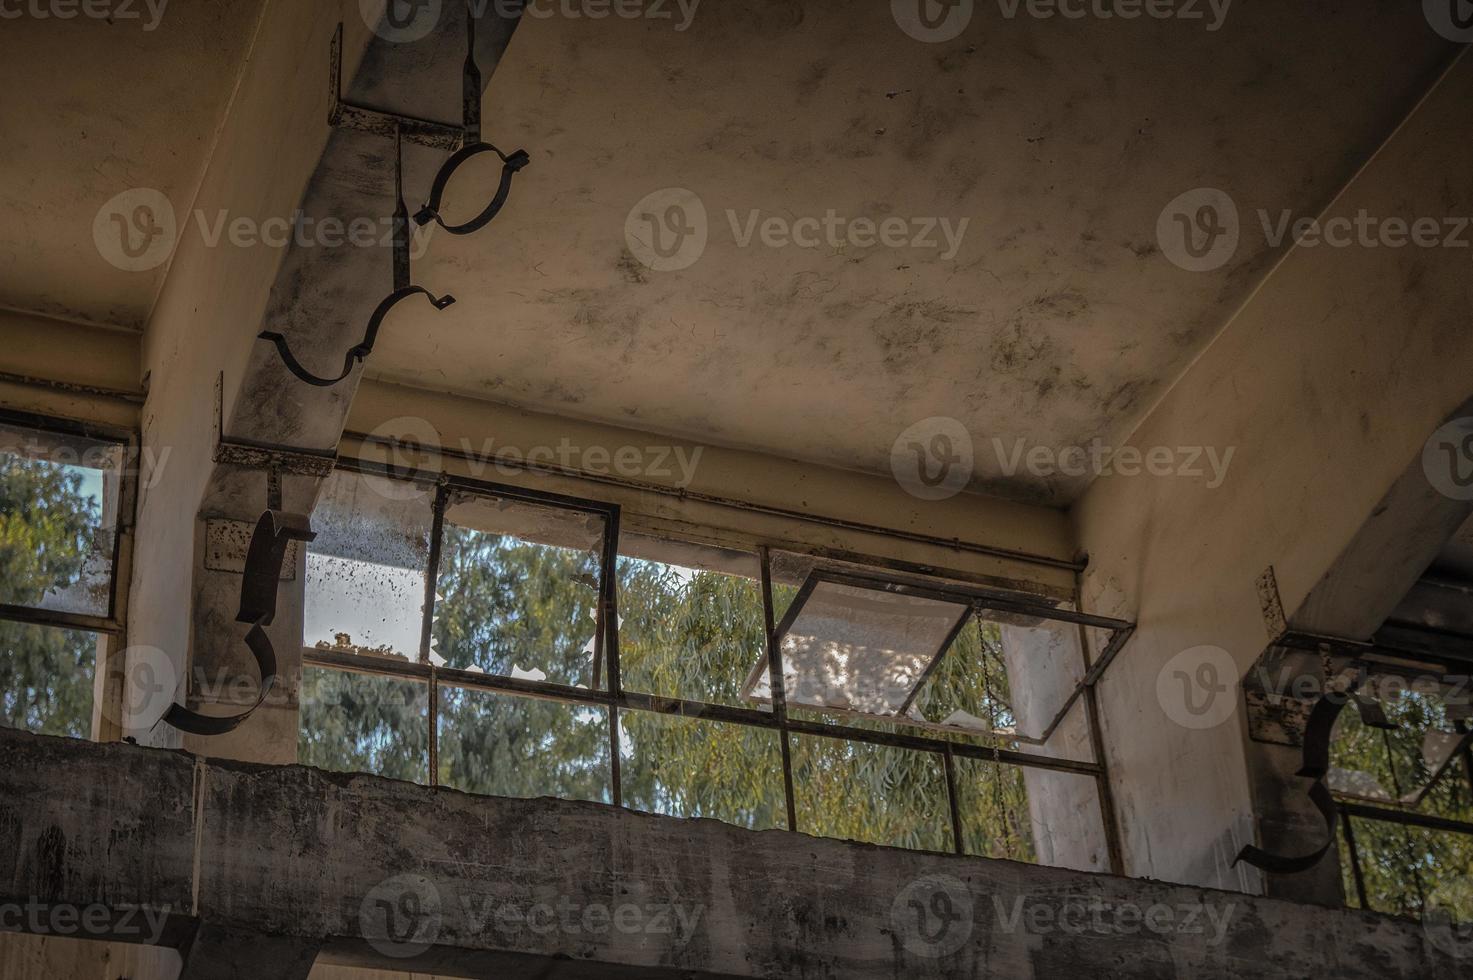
top-left (259, 128), bottom-right (455, 388)
top-left (413, 4), bottom-right (529, 235)
top-left (162, 511), bottom-right (316, 737)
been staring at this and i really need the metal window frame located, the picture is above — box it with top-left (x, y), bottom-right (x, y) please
top-left (306, 456), bottom-right (1134, 859)
top-left (0, 408), bottom-right (134, 636)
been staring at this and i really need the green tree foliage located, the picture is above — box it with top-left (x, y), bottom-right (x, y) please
top-left (301, 530), bottom-right (1038, 857)
top-left (1332, 691), bottom-right (1473, 920)
top-left (0, 454), bottom-right (99, 737)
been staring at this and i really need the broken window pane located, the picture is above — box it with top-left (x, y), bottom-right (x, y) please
top-left (437, 685), bottom-right (610, 804)
top-left (748, 578), bottom-right (970, 720)
top-left (305, 469), bottom-right (432, 661)
top-left (620, 712), bottom-right (786, 830)
top-left (617, 533), bottom-right (769, 710)
top-left (0, 621), bottom-right (100, 738)
top-left (298, 667), bottom-right (429, 783)
top-left (433, 491), bottom-right (607, 689)
top-left (791, 733), bottom-right (951, 852)
top-left (0, 421), bottom-right (123, 618)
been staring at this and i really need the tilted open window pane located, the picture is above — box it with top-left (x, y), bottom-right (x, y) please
top-left (433, 492), bottom-right (608, 689)
top-left (0, 621), bottom-right (100, 738)
top-left (0, 421), bottom-right (123, 618)
top-left (911, 608), bottom-right (1090, 746)
top-left (298, 667), bottom-right (429, 783)
top-left (437, 685), bottom-right (611, 804)
top-left (305, 469), bottom-right (431, 662)
top-left (791, 733), bottom-right (952, 852)
top-left (617, 533), bottom-right (769, 710)
top-left (746, 575), bottom-right (970, 720)
top-left (1329, 674), bottom-right (1473, 821)
top-left (620, 712), bottom-right (786, 830)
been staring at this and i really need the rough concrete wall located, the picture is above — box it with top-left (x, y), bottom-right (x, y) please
top-left (1071, 50), bottom-right (1473, 891)
top-left (1, 730), bottom-right (1462, 979)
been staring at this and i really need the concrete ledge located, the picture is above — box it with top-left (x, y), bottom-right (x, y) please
top-left (0, 729), bottom-right (1463, 978)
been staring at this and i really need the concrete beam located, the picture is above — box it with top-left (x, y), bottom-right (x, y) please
top-left (1071, 47), bottom-right (1473, 893)
top-left (0, 729), bottom-right (1463, 979)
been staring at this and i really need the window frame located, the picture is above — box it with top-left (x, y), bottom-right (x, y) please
top-left (303, 455), bottom-right (1136, 862)
top-left (0, 408), bottom-right (134, 635)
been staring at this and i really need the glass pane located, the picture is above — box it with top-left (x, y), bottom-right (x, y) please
top-left (956, 756), bottom-right (1108, 872)
top-left (437, 685), bottom-right (610, 803)
top-left (305, 469), bottom-right (432, 661)
top-left (1343, 818), bottom-right (1473, 923)
top-left (619, 711), bottom-right (786, 830)
top-left (0, 422), bottom-right (123, 617)
top-left (751, 579), bottom-right (970, 718)
top-left (0, 620), bottom-right (99, 738)
top-left (617, 534), bottom-right (769, 710)
top-left (1330, 675), bottom-right (1473, 822)
top-left (298, 668), bottom-right (429, 783)
top-left (434, 492), bottom-right (607, 689)
top-left (791, 733), bottom-right (951, 852)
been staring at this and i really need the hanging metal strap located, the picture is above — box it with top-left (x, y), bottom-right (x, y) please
top-left (259, 126), bottom-right (455, 388)
top-left (413, 2), bottom-right (529, 236)
top-left (161, 511), bottom-right (315, 737)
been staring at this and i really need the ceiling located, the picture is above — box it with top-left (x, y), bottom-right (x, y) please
top-left (0, 0), bottom-right (1460, 505)
top-left (365, 0), bottom-right (1455, 504)
top-left (0, 0), bottom-right (266, 330)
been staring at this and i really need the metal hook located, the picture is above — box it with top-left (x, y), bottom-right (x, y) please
top-left (260, 125), bottom-right (455, 388)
